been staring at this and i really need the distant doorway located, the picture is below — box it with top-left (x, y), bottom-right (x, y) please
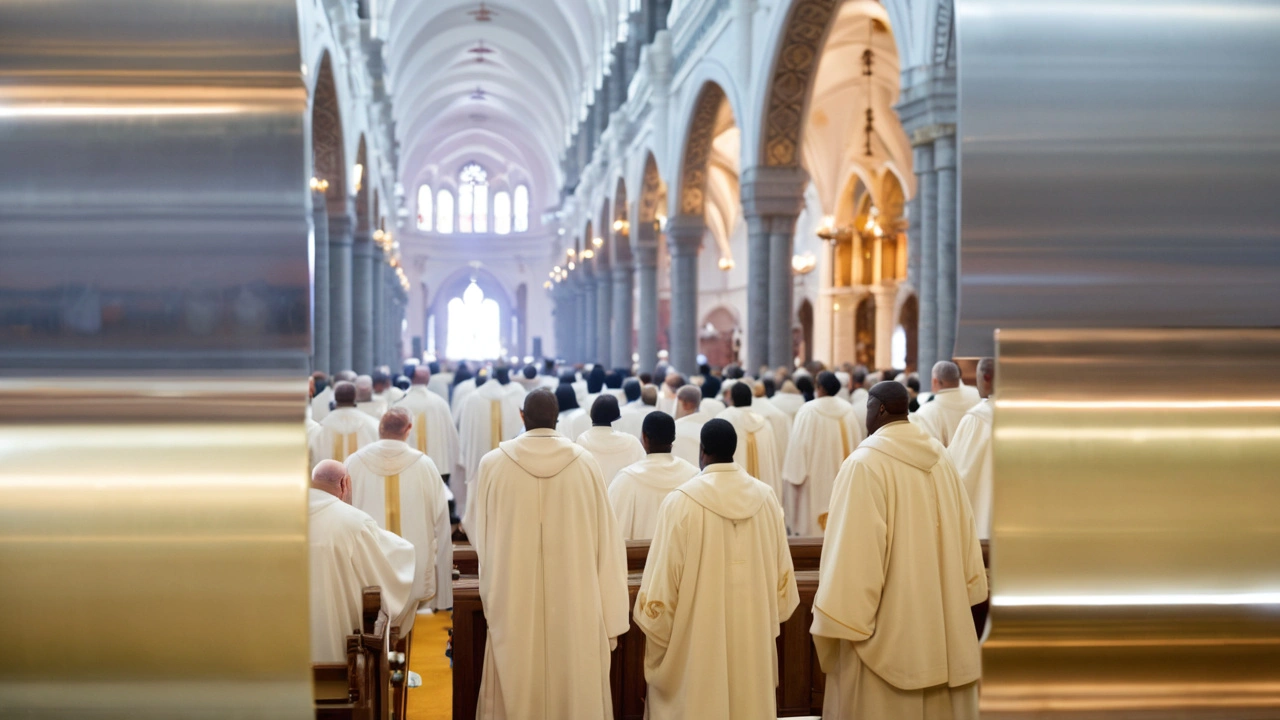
top-left (446, 281), bottom-right (501, 359)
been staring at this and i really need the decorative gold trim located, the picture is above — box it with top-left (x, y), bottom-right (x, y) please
top-left (385, 473), bottom-right (401, 536)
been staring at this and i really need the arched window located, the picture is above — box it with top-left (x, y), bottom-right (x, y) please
top-left (493, 191), bottom-right (512, 235)
top-left (513, 184), bottom-right (530, 232)
top-left (446, 281), bottom-right (501, 359)
top-left (436, 189), bottom-right (454, 234)
top-left (416, 184), bottom-right (433, 231)
top-left (458, 163), bottom-right (488, 233)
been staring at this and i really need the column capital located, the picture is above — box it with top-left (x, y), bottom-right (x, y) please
top-left (740, 165), bottom-right (808, 218)
top-left (666, 214), bottom-right (705, 254)
top-left (933, 133), bottom-right (958, 170)
top-left (909, 123), bottom-right (956, 147)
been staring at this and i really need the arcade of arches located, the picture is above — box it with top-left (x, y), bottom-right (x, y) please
top-left (299, 0), bottom-right (962, 376)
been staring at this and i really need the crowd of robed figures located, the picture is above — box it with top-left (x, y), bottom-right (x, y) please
top-left (304, 357), bottom-right (996, 719)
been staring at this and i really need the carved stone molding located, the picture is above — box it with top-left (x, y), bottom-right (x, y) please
top-left (638, 153), bottom-right (664, 223)
top-left (761, 0), bottom-right (839, 168)
top-left (312, 53), bottom-right (347, 213)
top-left (678, 83), bottom-right (727, 216)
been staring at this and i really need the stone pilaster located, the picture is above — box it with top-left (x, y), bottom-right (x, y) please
top-left (582, 269), bottom-right (598, 364)
top-left (914, 141), bottom-right (937, 375)
top-left (371, 257), bottom-right (385, 366)
top-left (666, 215), bottom-right (705, 376)
top-left (934, 132), bottom-right (959, 363)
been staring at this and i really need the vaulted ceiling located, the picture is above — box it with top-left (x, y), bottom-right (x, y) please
top-left (384, 0), bottom-right (621, 214)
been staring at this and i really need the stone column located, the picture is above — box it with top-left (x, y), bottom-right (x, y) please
top-left (372, 258), bottom-right (385, 366)
top-left (582, 270), bottom-right (598, 364)
top-left (311, 192), bottom-right (330, 373)
top-left (873, 283), bottom-right (898, 370)
top-left (595, 269), bottom-right (613, 364)
top-left (328, 207), bottom-right (354, 373)
top-left (914, 141), bottom-right (938, 375)
top-left (666, 215), bottom-right (704, 376)
top-left (611, 264), bottom-right (634, 369)
top-left (934, 132), bottom-right (959, 363)
top-left (351, 232), bottom-right (374, 374)
top-left (741, 165), bottom-right (808, 372)
top-left (573, 278), bottom-right (588, 363)
top-left (634, 223), bottom-right (659, 372)
top-left (767, 214), bottom-right (799, 370)
top-left (744, 215), bottom-right (771, 372)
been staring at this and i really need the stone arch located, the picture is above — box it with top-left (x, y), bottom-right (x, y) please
top-left (427, 266), bottom-right (516, 361)
top-left (675, 82), bottom-right (735, 219)
top-left (757, 0), bottom-right (841, 169)
top-left (311, 51), bottom-right (347, 214)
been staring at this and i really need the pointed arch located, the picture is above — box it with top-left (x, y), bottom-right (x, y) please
top-left (311, 51), bottom-right (346, 214)
top-left (675, 82), bottom-right (734, 219)
top-left (612, 176), bottom-right (631, 265)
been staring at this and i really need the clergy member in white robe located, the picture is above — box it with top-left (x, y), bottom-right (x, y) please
top-left (636, 418), bottom-right (799, 719)
top-left (948, 357), bottom-right (995, 540)
top-left (813, 382), bottom-right (987, 719)
top-left (716, 383), bottom-right (783, 502)
top-left (619, 381), bottom-right (660, 438)
top-left (770, 380), bottom-right (805, 419)
top-left (672, 385), bottom-right (715, 466)
top-left (609, 412), bottom-right (700, 540)
top-left (308, 460), bottom-right (416, 663)
top-left (456, 368), bottom-right (523, 518)
top-left (751, 381), bottom-right (792, 463)
top-left (426, 362), bottom-right (453, 402)
top-left (450, 370), bottom-right (478, 425)
top-left (310, 372), bottom-right (334, 422)
top-left (576, 395), bottom-right (646, 484)
top-left (554, 385), bottom-right (591, 441)
top-left (354, 375), bottom-right (387, 420)
top-left (394, 367), bottom-right (461, 481)
top-left (849, 368), bottom-right (870, 439)
top-left (655, 371), bottom-right (683, 416)
top-left (911, 361), bottom-right (981, 447)
top-left (310, 381), bottom-right (380, 469)
top-left (346, 408), bottom-right (453, 613)
top-left (465, 389), bottom-right (630, 720)
top-left (781, 371), bottom-right (864, 536)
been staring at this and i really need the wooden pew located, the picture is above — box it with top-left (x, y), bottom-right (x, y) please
top-left (451, 536), bottom-right (826, 577)
top-left (314, 586), bottom-right (408, 720)
top-left (452, 538), bottom-right (989, 720)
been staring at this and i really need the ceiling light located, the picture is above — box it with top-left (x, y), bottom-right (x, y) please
top-left (581, 249), bottom-right (595, 259)
top-left (592, 236), bottom-right (605, 248)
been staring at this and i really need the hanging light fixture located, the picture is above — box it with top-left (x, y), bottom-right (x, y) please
top-left (309, 176), bottom-right (329, 192)
top-left (467, 2), bottom-right (497, 21)
top-left (862, 20), bottom-right (876, 157)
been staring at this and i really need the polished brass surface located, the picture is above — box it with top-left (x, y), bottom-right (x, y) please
top-left (0, 0), bottom-right (311, 373)
top-left (0, 1), bottom-right (312, 717)
top-left (954, 1), bottom-right (1280, 358)
top-left (984, 329), bottom-right (1280, 718)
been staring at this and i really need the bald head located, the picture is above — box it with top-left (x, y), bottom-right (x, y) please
top-left (676, 385), bottom-right (702, 418)
top-left (379, 407), bottom-right (412, 440)
top-left (355, 375), bottom-right (374, 402)
top-left (521, 388), bottom-right (559, 430)
top-left (333, 381), bottom-right (356, 407)
top-left (752, 381), bottom-right (766, 398)
top-left (976, 357), bottom-right (995, 399)
top-left (931, 361), bottom-right (961, 391)
top-left (412, 366), bottom-right (431, 386)
top-left (311, 460), bottom-right (351, 503)
top-left (867, 380), bottom-right (910, 435)
top-left (641, 384), bottom-right (658, 407)
top-left (334, 370), bottom-right (357, 383)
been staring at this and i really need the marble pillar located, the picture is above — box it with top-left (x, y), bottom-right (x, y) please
top-left (934, 132), bottom-right (959, 363)
top-left (635, 229), bottom-right (659, 373)
top-left (582, 272), bottom-right (599, 364)
top-left (573, 280), bottom-right (588, 363)
top-left (741, 165), bottom-right (808, 372)
top-left (352, 234), bottom-right (374, 374)
top-left (611, 264), bottom-right (634, 369)
top-left (666, 215), bottom-right (704, 376)
top-left (328, 210), bottom-right (354, 373)
top-left (595, 269), bottom-right (613, 365)
top-left (311, 193), bottom-right (330, 373)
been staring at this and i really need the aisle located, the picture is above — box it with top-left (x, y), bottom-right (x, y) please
top-left (406, 610), bottom-right (452, 719)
